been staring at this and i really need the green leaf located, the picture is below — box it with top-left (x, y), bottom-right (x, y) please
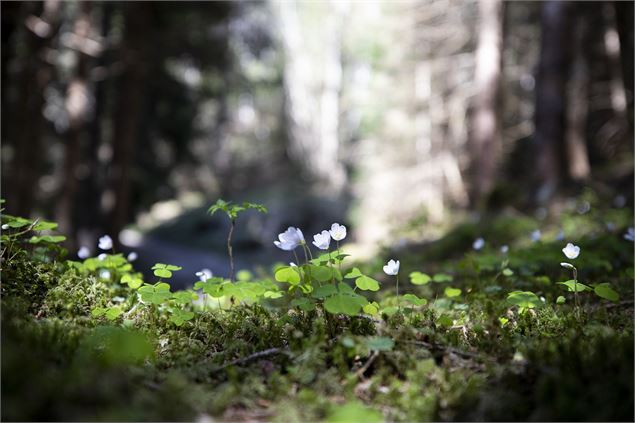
top-left (169, 309), bottom-right (195, 326)
top-left (362, 302), bottom-right (379, 315)
top-left (309, 265), bottom-right (336, 282)
top-left (172, 291), bottom-right (197, 304)
top-left (365, 336), bottom-right (394, 351)
top-left (32, 220), bottom-right (58, 231)
top-left (324, 293), bottom-right (367, 316)
top-left (327, 401), bottom-right (383, 423)
top-left (409, 271), bottom-right (431, 285)
top-left (91, 307), bottom-right (107, 317)
top-left (263, 290), bottom-right (284, 299)
top-left (594, 283), bottom-right (619, 302)
top-left (120, 274), bottom-right (143, 289)
top-left (355, 275), bottom-right (380, 291)
top-left (105, 307), bottom-right (123, 321)
top-left (437, 315), bottom-right (453, 327)
top-left (138, 282), bottom-right (172, 305)
top-left (344, 267), bottom-right (363, 279)
top-left (312, 284), bottom-right (338, 299)
top-left (194, 278), bottom-right (226, 298)
top-left (381, 306), bottom-right (399, 316)
top-left (290, 297), bottom-right (316, 311)
top-left (557, 280), bottom-right (591, 292)
top-left (153, 268), bottom-right (172, 279)
top-left (402, 293), bottom-right (427, 306)
top-left (28, 235), bottom-right (66, 244)
top-left (444, 287), bottom-right (462, 298)
top-left (275, 266), bottom-right (301, 284)
top-left (506, 291), bottom-right (542, 309)
top-left (5, 216), bottom-right (32, 228)
top-left (433, 273), bottom-right (453, 283)
top-left (151, 263), bottom-right (182, 271)
top-left (556, 295), bottom-right (566, 304)
top-left (223, 282), bottom-right (265, 302)
top-left (502, 268), bottom-right (514, 277)
top-left (236, 270), bottom-right (252, 281)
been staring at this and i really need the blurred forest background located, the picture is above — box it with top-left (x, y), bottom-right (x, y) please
top-left (2, 1), bottom-right (633, 281)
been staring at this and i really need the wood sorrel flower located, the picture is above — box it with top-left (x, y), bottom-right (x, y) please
top-left (312, 230), bottom-right (331, 250)
top-left (624, 227), bottom-right (635, 242)
top-left (473, 237), bottom-right (485, 250)
top-left (98, 235), bottom-right (113, 250)
top-left (329, 223), bottom-right (347, 241)
top-left (562, 242), bottom-right (580, 259)
top-left (127, 251), bottom-right (138, 262)
top-left (274, 227), bottom-right (305, 251)
top-left (77, 246), bottom-right (90, 259)
top-left (383, 259), bottom-right (400, 275)
top-left (196, 268), bottom-right (213, 281)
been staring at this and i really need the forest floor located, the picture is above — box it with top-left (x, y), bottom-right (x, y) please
top-left (2, 197), bottom-right (634, 422)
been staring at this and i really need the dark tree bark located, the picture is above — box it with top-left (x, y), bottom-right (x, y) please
top-left (469, 0), bottom-right (504, 207)
top-left (106, 2), bottom-right (152, 243)
top-left (533, 1), bottom-right (574, 203)
top-left (5, 1), bottom-right (60, 217)
top-left (56, 1), bottom-right (95, 249)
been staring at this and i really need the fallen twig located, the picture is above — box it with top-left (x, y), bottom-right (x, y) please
top-left (213, 347), bottom-right (289, 373)
top-left (355, 351), bottom-right (379, 379)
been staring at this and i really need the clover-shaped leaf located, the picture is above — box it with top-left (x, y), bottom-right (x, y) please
top-left (29, 235), bottom-right (66, 244)
top-left (290, 297), bottom-right (316, 311)
top-left (355, 275), bottom-right (380, 291)
top-left (363, 301), bottom-right (380, 316)
top-left (169, 308), bottom-right (195, 326)
top-left (344, 267), bottom-right (363, 279)
top-left (402, 293), bottom-right (427, 306)
top-left (172, 290), bottom-right (198, 305)
top-left (433, 273), bottom-right (453, 283)
top-left (152, 263), bottom-right (182, 279)
top-left (275, 266), bottom-right (301, 285)
top-left (138, 282), bottom-right (172, 305)
top-left (409, 271), bottom-right (431, 285)
top-left (506, 290), bottom-right (542, 309)
top-left (444, 287), bottom-right (462, 298)
top-left (121, 274), bottom-right (143, 289)
top-left (312, 284), bottom-right (338, 299)
top-left (324, 292), bottom-right (367, 316)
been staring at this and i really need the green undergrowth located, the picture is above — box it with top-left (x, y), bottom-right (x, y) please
top-left (1, 199), bottom-right (633, 421)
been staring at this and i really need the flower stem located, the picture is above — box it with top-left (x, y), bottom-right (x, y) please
top-left (227, 219), bottom-right (236, 283)
top-left (396, 274), bottom-right (401, 314)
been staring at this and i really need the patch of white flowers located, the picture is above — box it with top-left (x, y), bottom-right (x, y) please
top-left (274, 223), bottom-right (347, 252)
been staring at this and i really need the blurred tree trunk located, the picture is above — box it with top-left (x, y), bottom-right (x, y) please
top-left (277, 0), bottom-right (346, 193)
top-left (106, 2), bottom-right (151, 242)
top-left (469, 0), bottom-right (503, 207)
top-left (76, 2), bottom-right (112, 249)
top-left (56, 1), bottom-right (96, 249)
top-left (533, 1), bottom-right (573, 203)
top-left (614, 1), bottom-right (634, 133)
top-left (6, 1), bottom-right (60, 217)
top-left (564, 4), bottom-right (591, 182)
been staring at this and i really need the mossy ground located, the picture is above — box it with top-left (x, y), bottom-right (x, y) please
top-left (2, 204), bottom-right (633, 421)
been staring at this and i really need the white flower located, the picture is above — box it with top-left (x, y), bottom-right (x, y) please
top-left (77, 246), bottom-right (90, 259)
top-left (127, 251), bottom-right (138, 262)
top-left (329, 223), bottom-right (347, 241)
top-left (98, 253), bottom-right (107, 261)
top-left (290, 262), bottom-right (297, 267)
top-left (472, 237), bottom-right (485, 251)
top-left (500, 245), bottom-right (509, 254)
top-left (562, 242), bottom-right (580, 259)
top-left (274, 227), bottom-right (305, 251)
top-left (159, 338), bottom-right (169, 348)
top-left (195, 268), bottom-right (213, 282)
top-left (560, 262), bottom-right (575, 270)
top-left (624, 227), bottom-right (635, 242)
top-left (383, 259), bottom-right (400, 276)
top-left (99, 269), bottom-right (111, 280)
top-left (531, 230), bottom-right (541, 242)
top-left (98, 235), bottom-right (113, 250)
top-left (312, 230), bottom-right (331, 250)
top-left (1, 224), bottom-right (8, 230)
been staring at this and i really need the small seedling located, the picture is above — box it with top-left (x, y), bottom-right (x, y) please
top-left (208, 199), bottom-right (267, 282)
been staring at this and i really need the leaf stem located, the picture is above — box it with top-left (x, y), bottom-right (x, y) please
top-left (228, 219), bottom-right (235, 283)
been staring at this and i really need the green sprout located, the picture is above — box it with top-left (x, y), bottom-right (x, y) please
top-left (208, 199), bottom-right (267, 283)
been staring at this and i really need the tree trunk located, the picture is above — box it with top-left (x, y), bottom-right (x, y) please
top-left (469, 0), bottom-right (504, 207)
top-left (564, 4), bottom-right (591, 181)
top-left (6, 1), bottom-right (60, 217)
top-left (56, 1), bottom-right (95, 249)
top-left (106, 2), bottom-right (151, 243)
top-left (533, 1), bottom-right (573, 203)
